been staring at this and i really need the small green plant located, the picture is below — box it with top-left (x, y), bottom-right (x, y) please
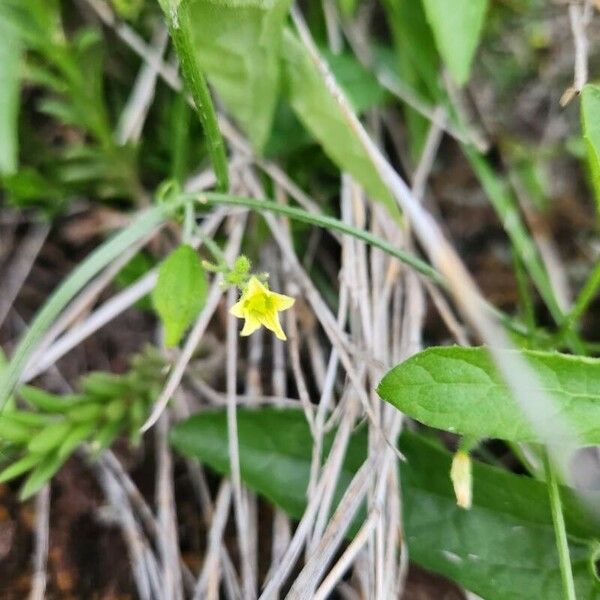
top-left (0, 0), bottom-right (139, 212)
top-left (0, 348), bottom-right (166, 500)
top-left (1, 0), bottom-right (599, 598)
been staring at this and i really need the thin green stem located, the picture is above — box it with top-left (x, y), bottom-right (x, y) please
top-left (199, 231), bottom-right (228, 268)
top-left (167, 5), bottom-right (228, 192)
top-left (512, 250), bottom-right (536, 336)
top-left (543, 451), bottom-right (577, 600)
top-left (198, 192), bottom-right (443, 283)
top-left (190, 192), bottom-right (533, 337)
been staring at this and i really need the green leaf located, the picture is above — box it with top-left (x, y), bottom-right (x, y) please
top-left (400, 432), bottom-right (598, 600)
top-left (264, 48), bottom-right (385, 159)
top-left (381, 0), bottom-right (442, 158)
top-left (57, 420), bottom-right (96, 460)
top-left (114, 252), bottom-right (154, 311)
top-left (127, 397), bottom-right (147, 445)
top-left (281, 30), bottom-right (398, 216)
top-left (378, 346), bottom-right (600, 444)
top-left (381, 0), bottom-right (440, 98)
top-left (65, 402), bottom-right (103, 423)
top-left (91, 419), bottom-right (123, 455)
top-left (157, 0), bottom-right (181, 13)
top-left (171, 407), bottom-right (364, 517)
top-left (170, 407), bottom-right (600, 599)
top-left (320, 49), bottom-right (387, 114)
top-left (0, 453), bottom-right (44, 484)
top-left (111, 0), bottom-right (144, 21)
top-left (0, 415), bottom-right (35, 443)
top-left (104, 398), bottom-right (126, 422)
top-left (0, 0), bottom-right (60, 52)
top-left (27, 420), bottom-right (74, 454)
top-left (152, 244), bottom-right (208, 347)
top-left (263, 101), bottom-right (314, 157)
top-left (189, 0), bottom-right (277, 5)
top-left (20, 385), bottom-right (82, 413)
top-left (81, 372), bottom-right (127, 398)
top-left (337, 0), bottom-right (357, 18)
top-left (20, 451), bottom-right (66, 500)
top-left (0, 16), bottom-right (22, 174)
top-left (3, 411), bottom-right (49, 428)
top-left (1, 168), bottom-right (66, 211)
top-left (581, 84), bottom-right (600, 213)
top-left (421, 0), bottom-right (488, 86)
top-left (186, 0), bottom-right (291, 151)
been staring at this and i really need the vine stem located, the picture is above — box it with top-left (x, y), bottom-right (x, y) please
top-left (543, 450), bottom-right (577, 600)
top-left (166, 5), bottom-right (229, 192)
top-left (192, 192), bottom-right (533, 337)
top-left (197, 193), bottom-right (444, 284)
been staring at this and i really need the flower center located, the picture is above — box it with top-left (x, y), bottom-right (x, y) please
top-left (246, 293), bottom-right (271, 315)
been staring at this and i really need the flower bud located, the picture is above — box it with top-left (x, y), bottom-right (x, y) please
top-left (451, 450), bottom-right (472, 509)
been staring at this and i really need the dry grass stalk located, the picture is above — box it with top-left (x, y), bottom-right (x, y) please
top-left (28, 485), bottom-right (50, 600)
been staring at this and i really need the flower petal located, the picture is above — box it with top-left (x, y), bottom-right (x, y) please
top-left (270, 292), bottom-right (295, 312)
top-left (240, 314), bottom-right (261, 337)
top-left (246, 276), bottom-right (268, 296)
top-left (259, 311), bottom-right (287, 341)
top-left (230, 298), bottom-right (247, 318)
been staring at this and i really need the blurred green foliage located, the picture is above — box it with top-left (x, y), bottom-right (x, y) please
top-left (0, 348), bottom-right (165, 499)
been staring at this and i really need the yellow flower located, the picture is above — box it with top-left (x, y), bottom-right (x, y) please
top-left (230, 276), bottom-right (295, 341)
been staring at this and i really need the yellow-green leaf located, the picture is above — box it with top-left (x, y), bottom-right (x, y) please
top-left (28, 420), bottom-right (73, 454)
top-left (186, 0), bottom-right (291, 151)
top-left (152, 244), bottom-right (208, 347)
top-left (20, 451), bottom-right (66, 500)
top-left (421, 0), bottom-right (488, 86)
top-left (282, 30), bottom-right (398, 216)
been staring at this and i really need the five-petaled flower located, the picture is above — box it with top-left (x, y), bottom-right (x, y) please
top-left (230, 276), bottom-right (295, 341)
